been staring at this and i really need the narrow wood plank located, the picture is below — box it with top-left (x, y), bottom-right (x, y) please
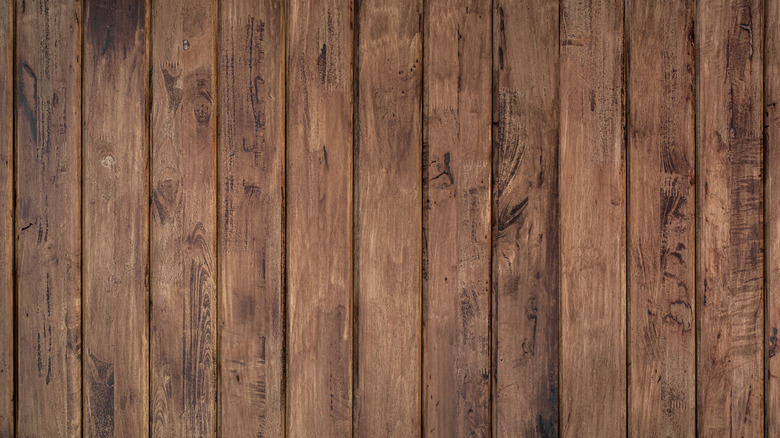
top-left (82, 0), bottom-right (149, 435)
top-left (0, 0), bottom-right (12, 434)
top-left (355, 0), bottom-right (422, 435)
top-left (286, 0), bottom-right (352, 436)
top-left (491, 1), bottom-right (559, 436)
top-left (422, 0), bottom-right (490, 436)
top-left (559, 0), bottom-right (626, 434)
top-left (150, 0), bottom-right (217, 435)
top-left (627, 1), bottom-right (696, 436)
top-left (15, 0), bottom-right (82, 435)
top-left (217, 1), bottom-right (284, 436)
top-left (697, 0), bottom-right (764, 435)
top-left (767, 0), bottom-right (780, 433)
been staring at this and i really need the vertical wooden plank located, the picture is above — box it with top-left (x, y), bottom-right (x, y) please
top-left (150, 0), bottom-right (217, 435)
top-left (218, 0), bottom-right (284, 436)
top-left (15, 0), bottom-right (81, 435)
top-left (559, 0), bottom-right (626, 435)
top-left (82, 0), bottom-right (149, 435)
top-left (767, 0), bottom-right (780, 433)
top-left (286, 0), bottom-right (352, 436)
top-left (627, 1), bottom-right (696, 436)
top-left (0, 0), bottom-right (11, 434)
top-left (422, 0), bottom-right (490, 436)
top-left (491, 0), bottom-right (559, 436)
top-left (355, 0), bottom-right (422, 435)
top-left (697, 0), bottom-right (764, 435)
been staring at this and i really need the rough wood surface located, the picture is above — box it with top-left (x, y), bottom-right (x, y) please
top-left (492, 1), bottom-right (559, 436)
top-left (82, 0), bottom-right (149, 435)
top-left (559, 0), bottom-right (626, 435)
top-left (286, 0), bottom-right (353, 436)
top-left (697, 0), bottom-right (764, 435)
top-left (627, 1), bottom-right (696, 436)
top-left (354, 0), bottom-right (422, 435)
top-left (150, 0), bottom-right (217, 435)
top-left (0, 0), bottom-right (12, 434)
top-left (218, 1), bottom-right (284, 436)
top-left (15, 0), bottom-right (82, 435)
top-left (422, 0), bottom-right (490, 436)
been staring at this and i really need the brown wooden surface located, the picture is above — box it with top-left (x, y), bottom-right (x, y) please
top-left (354, 0), bottom-right (422, 435)
top-left (82, 0), bottom-right (149, 435)
top-left (627, 0), bottom-right (696, 436)
top-left (422, 0), bottom-right (490, 436)
top-left (286, 0), bottom-right (353, 436)
top-left (492, 0), bottom-right (559, 436)
top-left (15, 0), bottom-right (82, 435)
top-left (697, 0), bottom-right (764, 435)
top-left (0, 0), bottom-right (11, 434)
top-left (150, 0), bottom-right (217, 435)
top-left (559, 0), bottom-right (626, 435)
top-left (768, 0), bottom-right (780, 433)
top-left (218, 0), bottom-right (284, 436)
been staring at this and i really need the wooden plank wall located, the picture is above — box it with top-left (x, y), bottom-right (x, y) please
top-left (1, 0), bottom-right (780, 436)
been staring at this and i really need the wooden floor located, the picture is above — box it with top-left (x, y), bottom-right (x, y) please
top-left (0, 0), bottom-right (779, 436)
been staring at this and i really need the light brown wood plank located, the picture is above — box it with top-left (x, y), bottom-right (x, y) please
top-left (697, 0), bottom-right (764, 435)
top-left (217, 1), bottom-right (284, 436)
top-left (491, 1), bottom-right (559, 436)
top-left (0, 0), bottom-right (11, 434)
top-left (422, 1), bottom-right (490, 436)
top-left (150, 0), bottom-right (217, 435)
top-left (355, 0), bottom-right (422, 435)
top-left (627, 1), bottom-right (695, 436)
top-left (286, 0), bottom-right (352, 436)
top-left (82, 0), bottom-right (149, 435)
top-left (15, 0), bottom-right (82, 435)
top-left (559, 0), bottom-right (626, 435)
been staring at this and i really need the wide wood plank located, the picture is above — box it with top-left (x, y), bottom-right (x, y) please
top-left (559, 0), bottom-right (626, 435)
top-left (355, 0), bottom-right (422, 435)
top-left (697, 0), bottom-right (764, 435)
top-left (492, 1), bottom-right (559, 436)
top-left (0, 0), bottom-right (11, 434)
top-left (422, 0), bottom-right (490, 436)
top-left (218, 1), bottom-right (284, 436)
top-left (150, 0), bottom-right (217, 435)
top-left (627, 1), bottom-right (695, 436)
top-left (15, 0), bottom-right (82, 435)
top-left (82, 0), bottom-right (149, 435)
top-left (286, 0), bottom-right (352, 436)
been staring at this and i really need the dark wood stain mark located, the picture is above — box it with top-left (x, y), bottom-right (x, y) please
top-left (17, 63), bottom-right (38, 144)
top-left (86, 0), bottom-right (142, 62)
top-left (87, 350), bottom-right (115, 437)
top-left (317, 44), bottom-right (327, 84)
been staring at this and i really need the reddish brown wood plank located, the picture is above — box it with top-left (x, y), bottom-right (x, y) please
top-left (286, 0), bottom-right (353, 436)
top-left (422, 0), bottom-right (490, 436)
top-left (218, 1), bottom-right (284, 436)
top-left (697, 0), bottom-right (764, 435)
top-left (559, 0), bottom-right (626, 435)
top-left (355, 0), bottom-right (422, 435)
top-left (0, 0), bottom-right (11, 434)
top-left (150, 0), bottom-right (217, 435)
top-left (627, 1), bottom-right (696, 436)
top-left (491, 1), bottom-right (559, 436)
top-left (82, 0), bottom-right (150, 435)
top-left (15, 0), bottom-right (82, 435)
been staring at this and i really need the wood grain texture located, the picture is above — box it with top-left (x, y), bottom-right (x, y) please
top-left (218, 1), bottom-right (284, 436)
top-left (83, 0), bottom-right (149, 435)
top-left (492, 1), bottom-right (559, 436)
top-left (422, 1), bottom-right (490, 436)
top-left (0, 0), bottom-right (11, 434)
top-left (559, 0), bottom-right (626, 435)
top-left (354, 0), bottom-right (422, 435)
top-left (697, 0), bottom-right (764, 435)
top-left (15, 0), bottom-right (82, 435)
top-left (150, 0), bottom-right (217, 435)
top-left (627, 1), bottom-right (695, 436)
top-left (286, 0), bottom-right (352, 436)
